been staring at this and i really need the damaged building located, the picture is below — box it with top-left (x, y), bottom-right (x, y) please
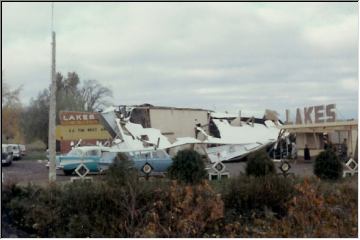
top-left (100, 104), bottom-right (281, 161)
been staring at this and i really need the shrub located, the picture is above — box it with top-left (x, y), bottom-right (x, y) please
top-left (26, 140), bottom-right (47, 151)
top-left (2, 177), bottom-right (357, 238)
top-left (168, 149), bottom-right (207, 184)
top-left (104, 153), bottom-right (139, 186)
top-left (246, 150), bottom-right (275, 177)
top-left (222, 175), bottom-right (295, 219)
top-left (2, 181), bottom-right (154, 237)
top-left (140, 181), bottom-right (224, 237)
top-left (220, 177), bottom-right (358, 238)
top-left (314, 149), bottom-right (343, 180)
top-left (1, 180), bottom-right (223, 237)
top-left (273, 177), bottom-right (358, 237)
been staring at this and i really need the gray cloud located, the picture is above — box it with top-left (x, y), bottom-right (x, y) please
top-left (2, 2), bottom-right (358, 120)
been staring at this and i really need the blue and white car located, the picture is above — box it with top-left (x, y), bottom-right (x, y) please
top-left (57, 146), bottom-right (114, 175)
top-left (57, 146), bottom-right (173, 176)
top-left (99, 149), bottom-right (173, 176)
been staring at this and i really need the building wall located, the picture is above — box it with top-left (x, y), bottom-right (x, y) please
top-left (296, 129), bottom-right (358, 158)
top-left (148, 108), bottom-right (209, 155)
top-left (328, 129), bottom-right (358, 157)
top-left (296, 133), bottom-right (322, 149)
top-left (149, 108), bottom-right (209, 143)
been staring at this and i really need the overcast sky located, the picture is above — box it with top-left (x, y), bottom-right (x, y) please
top-left (2, 2), bottom-right (358, 120)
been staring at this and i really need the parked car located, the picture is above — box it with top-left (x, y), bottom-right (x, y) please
top-left (98, 149), bottom-right (173, 176)
top-left (2, 145), bottom-right (13, 166)
top-left (57, 146), bottom-right (113, 175)
top-left (2, 144), bottom-right (21, 160)
top-left (57, 145), bottom-right (173, 176)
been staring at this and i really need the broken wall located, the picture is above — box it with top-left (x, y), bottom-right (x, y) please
top-left (148, 108), bottom-right (209, 143)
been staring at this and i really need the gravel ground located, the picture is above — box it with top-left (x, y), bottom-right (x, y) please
top-left (2, 158), bottom-right (315, 185)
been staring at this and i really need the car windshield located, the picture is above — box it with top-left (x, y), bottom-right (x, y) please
top-left (66, 149), bottom-right (83, 156)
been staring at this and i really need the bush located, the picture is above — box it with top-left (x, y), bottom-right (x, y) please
top-left (22, 151), bottom-right (47, 160)
top-left (26, 140), bottom-right (47, 151)
top-left (168, 149), bottom-right (207, 184)
top-left (222, 175), bottom-right (295, 220)
top-left (246, 150), bottom-right (275, 177)
top-left (273, 177), bottom-right (358, 237)
top-left (2, 176), bottom-right (357, 237)
top-left (1, 180), bottom-right (224, 237)
top-left (314, 149), bottom-right (343, 180)
top-left (2, 181), bottom-right (153, 237)
top-left (104, 153), bottom-right (139, 186)
top-left (140, 181), bottom-right (224, 237)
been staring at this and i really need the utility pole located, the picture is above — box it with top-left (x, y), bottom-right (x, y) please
top-left (48, 3), bottom-right (57, 182)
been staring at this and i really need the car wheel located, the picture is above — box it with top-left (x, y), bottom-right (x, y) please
top-left (63, 169), bottom-right (74, 176)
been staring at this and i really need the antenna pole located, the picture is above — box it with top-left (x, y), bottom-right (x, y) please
top-left (49, 2), bottom-right (57, 182)
top-left (51, 3), bottom-right (54, 31)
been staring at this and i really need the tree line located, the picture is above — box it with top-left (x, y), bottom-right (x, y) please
top-left (2, 72), bottom-right (113, 146)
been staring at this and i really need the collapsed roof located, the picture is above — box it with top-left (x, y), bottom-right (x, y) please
top-left (99, 105), bottom-right (283, 162)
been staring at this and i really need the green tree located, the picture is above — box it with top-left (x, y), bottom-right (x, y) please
top-left (21, 72), bottom-right (113, 145)
top-left (2, 76), bottom-right (23, 143)
top-left (314, 149), bottom-right (343, 180)
top-left (245, 150), bottom-right (276, 177)
top-left (168, 149), bottom-right (207, 184)
top-left (55, 72), bottom-right (85, 123)
top-left (21, 89), bottom-right (50, 145)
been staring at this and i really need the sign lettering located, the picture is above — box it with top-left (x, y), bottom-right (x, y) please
top-left (56, 124), bottom-right (111, 140)
top-left (296, 108), bottom-right (302, 124)
top-left (304, 106), bottom-right (313, 124)
top-left (59, 111), bottom-right (100, 125)
top-left (314, 105), bottom-right (324, 123)
top-left (286, 104), bottom-right (336, 125)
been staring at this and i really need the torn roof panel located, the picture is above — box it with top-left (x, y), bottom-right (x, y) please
top-left (210, 119), bottom-right (279, 145)
top-left (125, 122), bottom-right (173, 149)
top-left (100, 107), bottom-right (282, 155)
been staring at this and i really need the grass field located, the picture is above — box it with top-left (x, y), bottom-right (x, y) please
top-left (21, 151), bottom-right (47, 161)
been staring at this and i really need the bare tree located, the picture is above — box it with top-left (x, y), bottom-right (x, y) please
top-left (2, 76), bottom-right (22, 108)
top-left (80, 79), bottom-right (113, 111)
top-left (21, 73), bottom-right (113, 145)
